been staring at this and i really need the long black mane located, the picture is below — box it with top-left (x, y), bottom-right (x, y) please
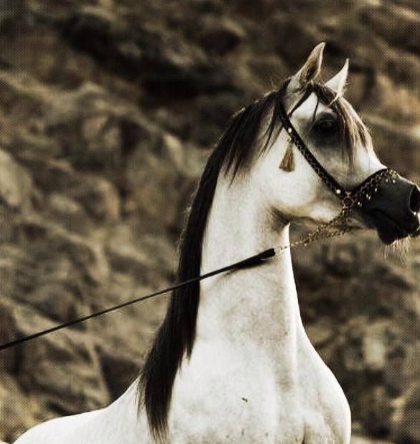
top-left (138, 80), bottom-right (370, 442)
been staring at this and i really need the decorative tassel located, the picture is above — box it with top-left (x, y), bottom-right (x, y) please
top-left (279, 139), bottom-right (295, 172)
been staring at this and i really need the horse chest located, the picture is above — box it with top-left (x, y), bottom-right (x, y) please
top-left (168, 340), bottom-right (350, 444)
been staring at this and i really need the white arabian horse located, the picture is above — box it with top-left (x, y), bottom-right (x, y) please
top-left (12, 43), bottom-right (420, 444)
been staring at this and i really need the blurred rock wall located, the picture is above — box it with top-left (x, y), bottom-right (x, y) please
top-left (0, 0), bottom-right (420, 442)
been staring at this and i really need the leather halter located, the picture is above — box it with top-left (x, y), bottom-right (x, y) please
top-left (277, 89), bottom-right (396, 213)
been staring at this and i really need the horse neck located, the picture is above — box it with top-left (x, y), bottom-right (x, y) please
top-left (197, 173), bottom-right (303, 357)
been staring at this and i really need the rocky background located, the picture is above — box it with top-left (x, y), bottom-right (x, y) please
top-left (0, 0), bottom-right (420, 442)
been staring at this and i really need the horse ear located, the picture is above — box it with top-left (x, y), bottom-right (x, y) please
top-left (326, 59), bottom-right (349, 95)
top-left (288, 42), bottom-right (325, 92)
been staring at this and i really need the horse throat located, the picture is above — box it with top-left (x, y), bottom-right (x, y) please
top-left (196, 175), bottom-right (302, 356)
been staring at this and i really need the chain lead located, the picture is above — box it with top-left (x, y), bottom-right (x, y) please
top-left (274, 207), bottom-right (352, 255)
top-left (274, 168), bottom-right (397, 255)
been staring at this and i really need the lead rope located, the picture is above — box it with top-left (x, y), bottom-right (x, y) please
top-left (0, 248), bottom-right (277, 352)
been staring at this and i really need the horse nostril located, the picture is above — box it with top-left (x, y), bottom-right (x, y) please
top-left (409, 185), bottom-right (420, 214)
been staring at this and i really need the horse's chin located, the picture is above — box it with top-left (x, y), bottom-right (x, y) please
top-left (377, 228), bottom-right (406, 245)
top-left (369, 213), bottom-right (418, 245)
top-left (357, 208), bottom-right (419, 245)
top-left (376, 223), bottom-right (420, 245)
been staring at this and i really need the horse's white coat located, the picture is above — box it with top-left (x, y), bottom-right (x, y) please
top-left (167, 173), bottom-right (352, 444)
top-left (13, 45), bottom-right (386, 444)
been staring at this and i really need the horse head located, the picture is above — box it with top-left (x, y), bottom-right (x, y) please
top-left (249, 43), bottom-right (420, 244)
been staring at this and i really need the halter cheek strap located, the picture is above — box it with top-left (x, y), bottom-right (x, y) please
top-left (277, 101), bottom-right (396, 213)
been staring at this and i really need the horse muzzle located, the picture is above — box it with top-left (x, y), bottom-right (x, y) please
top-left (360, 174), bottom-right (420, 244)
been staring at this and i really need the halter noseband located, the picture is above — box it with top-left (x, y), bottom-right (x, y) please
top-left (277, 87), bottom-right (396, 214)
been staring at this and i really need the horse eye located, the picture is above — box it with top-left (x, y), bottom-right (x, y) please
top-left (314, 119), bottom-right (338, 135)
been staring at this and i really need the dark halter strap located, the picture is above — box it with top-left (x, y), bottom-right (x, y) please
top-left (277, 83), bottom-right (396, 211)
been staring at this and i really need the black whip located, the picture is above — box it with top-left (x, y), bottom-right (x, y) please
top-left (0, 248), bottom-right (276, 352)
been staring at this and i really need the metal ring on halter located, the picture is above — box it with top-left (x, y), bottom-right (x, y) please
top-left (342, 193), bottom-right (355, 210)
